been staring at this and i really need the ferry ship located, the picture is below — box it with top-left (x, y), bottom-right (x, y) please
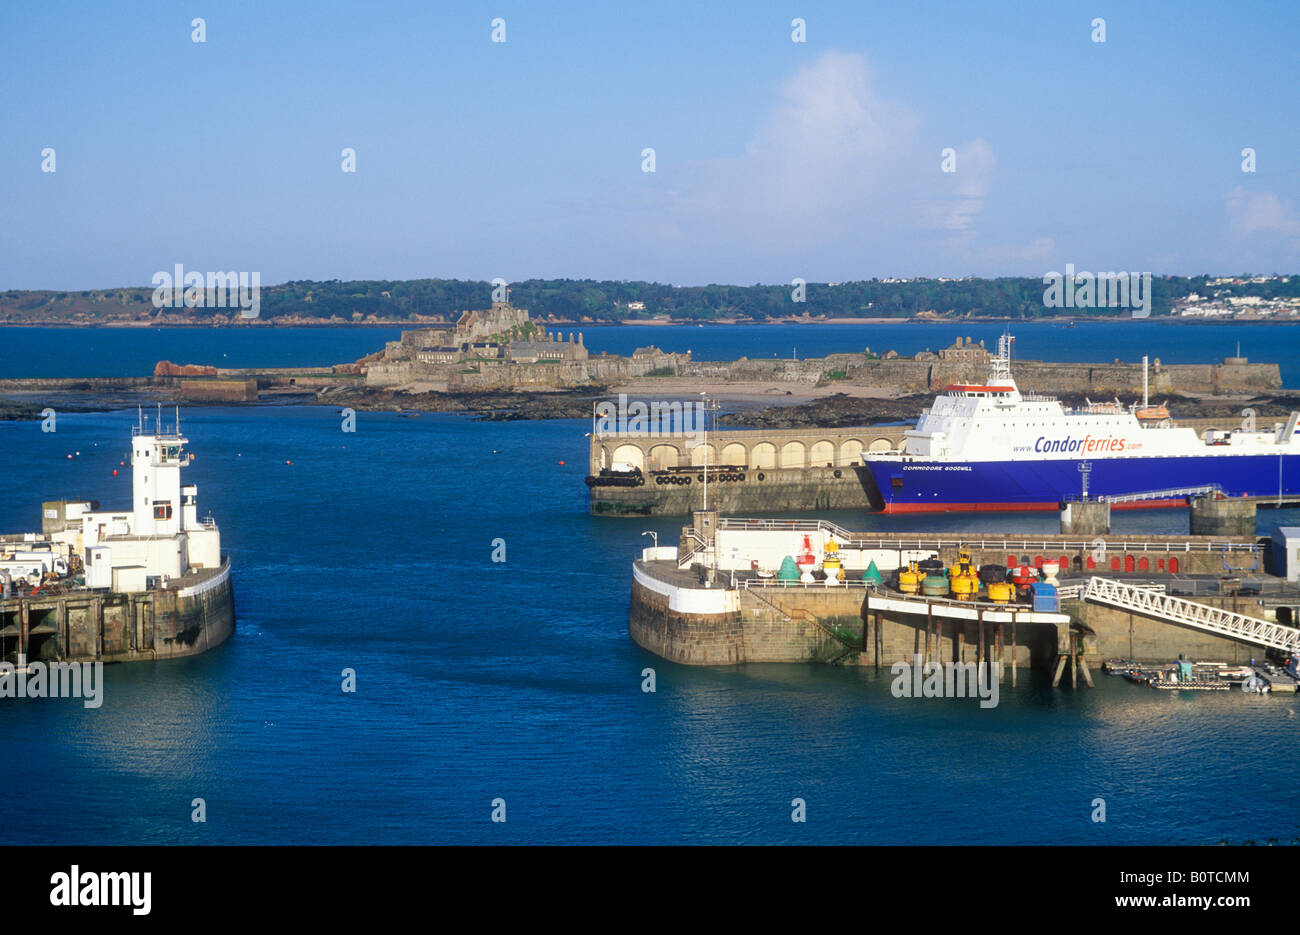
top-left (862, 335), bottom-right (1300, 513)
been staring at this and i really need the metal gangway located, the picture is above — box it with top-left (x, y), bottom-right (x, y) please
top-left (1081, 576), bottom-right (1300, 653)
top-left (1097, 484), bottom-right (1222, 505)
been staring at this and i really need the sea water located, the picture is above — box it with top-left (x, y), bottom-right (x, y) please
top-left (1, 404), bottom-right (1298, 845)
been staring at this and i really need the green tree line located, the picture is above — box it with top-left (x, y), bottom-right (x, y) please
top-left (2, 275), bottom-right (1297, 323)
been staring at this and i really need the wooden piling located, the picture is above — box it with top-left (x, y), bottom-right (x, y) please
top-left (1051, 653), bottom-right (1068, 688)
top-left (995, 622), bottom-right (1003, 684)
top-left (874, 610), bottom-right (882, 669)
top-left (924, 605), bottom-right (933, 665)
top-left (1011, 618), bottom-right (1017, 687)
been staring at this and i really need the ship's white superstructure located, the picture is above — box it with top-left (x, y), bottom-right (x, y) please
top-left (863, 335), bottom-right (1300, 512)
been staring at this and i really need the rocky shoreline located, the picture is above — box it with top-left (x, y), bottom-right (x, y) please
top-left (6, 379), bottom-right (1300, 428)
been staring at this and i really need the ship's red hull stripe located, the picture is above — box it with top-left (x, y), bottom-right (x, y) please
top-left (880, 498), bottom-right (1188, 514)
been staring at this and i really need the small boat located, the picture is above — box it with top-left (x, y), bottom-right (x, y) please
top-left (1135, 403), bottom-right (1170, 421)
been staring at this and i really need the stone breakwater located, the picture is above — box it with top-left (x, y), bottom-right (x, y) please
top-left (630, 561), bottom-right (1276, 670)
top-left (1, 561), bottom-right (235, 664)
top-left (366, 348), bottom-right (1280, 396)
top-left (674, 355), bottom-right (1279, 395)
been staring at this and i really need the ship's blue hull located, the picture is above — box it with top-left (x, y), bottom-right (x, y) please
top-left (864, 452), bottom-right (1300, 512)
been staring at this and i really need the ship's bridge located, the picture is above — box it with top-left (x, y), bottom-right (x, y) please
top-left (906, 376), bottom-right (1073, 459)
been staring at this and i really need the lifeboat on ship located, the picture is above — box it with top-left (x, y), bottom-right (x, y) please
top-left (1135, 402), bottom-right (1171, 421)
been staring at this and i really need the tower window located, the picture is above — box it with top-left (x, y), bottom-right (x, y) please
top-left (153, 502), bottom-right (173, 520)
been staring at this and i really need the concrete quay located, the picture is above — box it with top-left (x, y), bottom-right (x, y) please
top-left (0, 561), bottom-right (235, 664)
top-left (627, 514), bottom-right (1300, 682)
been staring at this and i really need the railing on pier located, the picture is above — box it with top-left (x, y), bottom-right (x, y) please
top-left (714, 518), bottom-right (1259, 554)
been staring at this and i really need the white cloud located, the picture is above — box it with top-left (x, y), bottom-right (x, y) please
top-left (1226, 186), bottom-right (1300, 241)
top-left (548, 51), bottom-right (1014, 280)
top-left (931, 138), bottom-right (996, 234)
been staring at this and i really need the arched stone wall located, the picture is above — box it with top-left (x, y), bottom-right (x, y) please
top-left (689, 443), bottom-right (718, 467)
top-left (647, 444), bottom-right (680, 469)
top-left (612, 444), bottom-right (645, 471)
top-left (779, 441), bottom-right (806, 469)
top-left (809, 440), bottom-right (835, 466)
top-left (751, 442), bottom-right (777, 468)
top-left (720, 442), bottom-right (748, 466)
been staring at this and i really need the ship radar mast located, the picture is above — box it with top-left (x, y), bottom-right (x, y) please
top-left (990, 331), bottom-right (1015, 385)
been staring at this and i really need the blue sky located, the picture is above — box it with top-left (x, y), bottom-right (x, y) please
top-left (2, 0), bottom-right (1298, 289)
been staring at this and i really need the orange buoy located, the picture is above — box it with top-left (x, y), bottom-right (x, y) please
top-left (112, 469), bottom-right (118, 476)
top-left (558, 460), bottom-right (565, 465)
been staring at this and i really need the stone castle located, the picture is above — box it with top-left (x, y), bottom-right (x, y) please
top-left (363, 308), bottom-right (1281, 397)
top-left (365, 303), bottom-right (689, 391)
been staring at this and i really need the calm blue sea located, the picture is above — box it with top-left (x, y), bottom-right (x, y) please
top-left (2, 324), bottom-right (1300, 845)
top-left (2, 404), bottom-right (1300, 845)
top-left (1, 320), bottom-right (1298, 385)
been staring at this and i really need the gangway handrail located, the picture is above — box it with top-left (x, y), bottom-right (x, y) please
top-left (1080, 576), bottom-right (1300, 653)
top-left (1097, 484), bottom-right (1223, 505)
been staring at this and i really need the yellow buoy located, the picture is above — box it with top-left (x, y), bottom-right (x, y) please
top-left (821, 537), bottom-right (846, 582)
top-left (986, 581), bottom-right (1013, 603)
top-left (898, 560), bottom-right (921, 595)
top-left (950, 574), bottom-right (977, 600)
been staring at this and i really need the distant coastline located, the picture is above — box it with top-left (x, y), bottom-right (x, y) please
top-left (0, 316), bottom-right (1294, 328)
top-left (4, 274), bottom-right (1295, 328)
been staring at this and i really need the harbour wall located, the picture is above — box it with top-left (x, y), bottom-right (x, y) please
top-left (672, 356), bottom-right (1280, 396)
top-left (366, 345), bottom-right (1281, 395)
top-left (630, 560), bottom-right (1281, 670)
top-left (630, 569), bottom-right (1063, 668)
top-left (0, 560), bottom-right (235, 664)
top-left (591, 465), bottom-right (875, 516)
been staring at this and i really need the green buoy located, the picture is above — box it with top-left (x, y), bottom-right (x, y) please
top-left (862, 560), bottom-right (883, 586)
top-left (777, 556), bottom-right (800, 584)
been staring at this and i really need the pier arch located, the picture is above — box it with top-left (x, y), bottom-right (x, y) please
top-left (840, 439), bottom-right (864, 465)
top-left (809, 440), bottom-right (835, 467)
top-left (689, 443), bottom-right (718, 467)
top-left (867, 437), bottom-right (894, 453)
top-left (779, 441), bottom-right (807, 469)
top-left (751, 442), bottom-right (777, 469)
top-left (720, 442), bottom-right (748, 467)
top-left (647, 444), bottom-right (680, 470)
top-left (611, 444), bottom-right (645, 471)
